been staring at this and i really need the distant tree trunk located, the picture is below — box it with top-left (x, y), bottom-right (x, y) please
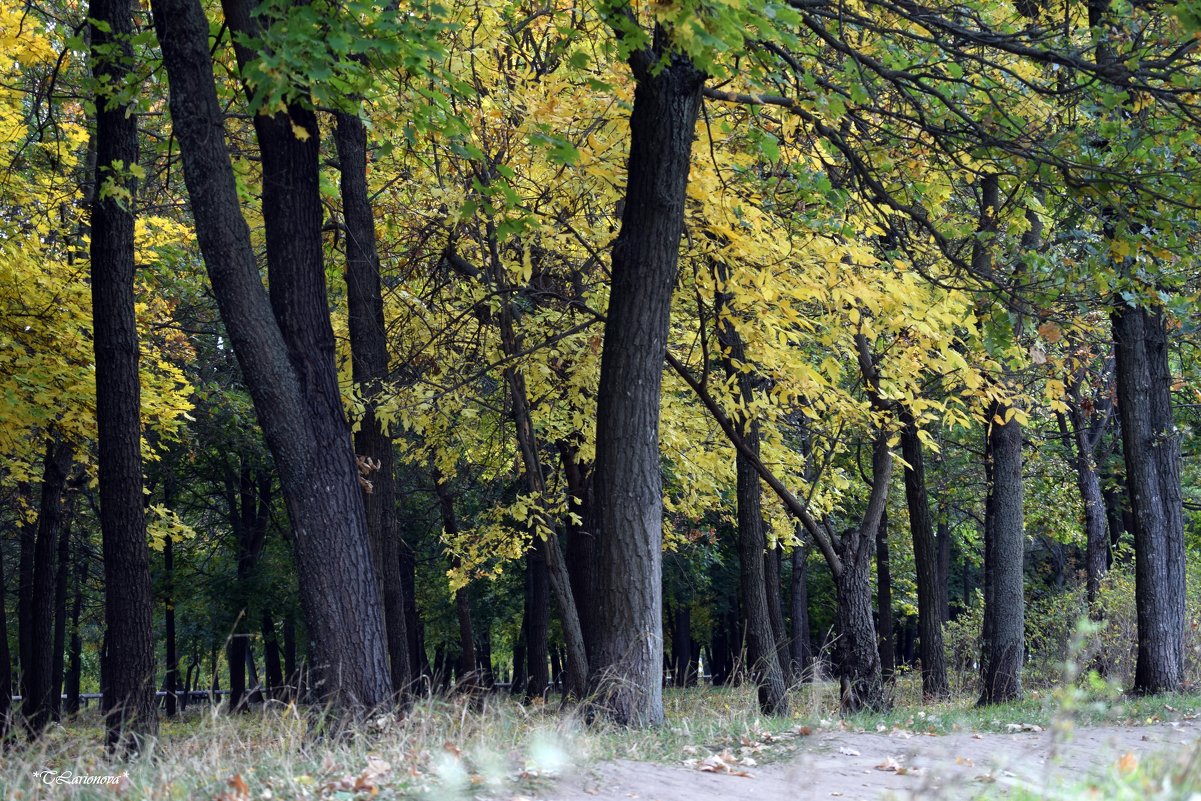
top-left (589, 39), bottom-right (703, 727)
top-left (17, 491), bottom-right (33, 717)
top-left (511, 620), bottom-right (527, 697)
top-left (224, 467), bottom-right (271, 713)
top-left (1063, 389), bottom-right (1111, 609)
top-left (1, 537), bottom-right (12, 738)
top-left (283, 615), bottom-right (298, 699)
top-left (261, 612), bottom-right (283, 698)
top-left (1113, 303), bottom-right (1186, 694)
top-left (764, 543), bottom-right (790, 684)
top-left (64, 541), bottom-right (87, 716)
top-left (980, 399), bottom-right (1027, 704)
top-left (335, 110), bottom-right (411, 701)
top-left (163, 533), bottom-right (178, 716)
top-left (91, 0), bottom-right (158, 750)
top-left (876, 510), bottom-right (895, 682)
top-left (152, 0), bottom-right (391, 714)
top-left (671, 605), bottom-right (691, 687)
top-left (525, 550), bottom-right (550, 699)
top-left (398, 534), bottom-right (422, 681)
top-left (790, 543), bottom-right (813, 681)
top-left (936, 516), bottom-right (952, 625)
top-left (50, 488), bottom-right (76, 721)
top-left (560, 443), bottom-right (599, 658)
top-left (899, 412), bottom-right (949, 699)
top-left (24, 437), bottom-right (73, 732)
top-left (717, 287), bottom-right (788, 715)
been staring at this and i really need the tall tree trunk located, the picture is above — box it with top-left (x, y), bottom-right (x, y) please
top-left (432, 477), bottom-right (477, 688)
top-left (334, 110), bottom-right (411, 700)
top-left (560, 443), bottom-right (599, 659)
top-left (588, 38), bottom-right (703, 727)
top-left (24, 437), bottom-right (74, 733)
top-left (936, 516), bottom-right (952, 625)
top-left (1113, 304), bottom-right (1185, 693)
top-left (151, 0), bottom-right (391, 714)
top-left (671, 605), bottom-right (691, 687)
top-left (764, 543), bottom-right (790, 684)
top-left (91, 0), bottom-right (158, 750)
top-left (980, 400), bottom-right (1026, 704)
top-left (283, 614), bottom-right (297, 699)
top-left (789, 543), bottom-right (813, 682)
top-left (228, 633), bottom-right (248, 713)
top-left (899, 412), bottom-right (949, 699)
top-left (876, 510), bottom-right (895, 682)
top-left (164, 533), bottom-right (177, 716)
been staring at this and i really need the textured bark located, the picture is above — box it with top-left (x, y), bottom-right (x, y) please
top-left (50, 484), bottom-right (76, 721)
top-left (335, 111), bottom-right (411, 699)
top-left (1063, 383), bottom-right (1113, 609)
top-left (432, 479), bottom-right (477, 688)
top-left (561, 444), bottom-right (599, 660)
top-left (91, 0), bottom-right (159, 750)
top-left (1113, 304), bottom-right (1186, 694)
top-left (764, 543), bottom-right (790, 684)
top-left (23, 437), bottom-right (74, 733)
top-left (63, 541), bottom-right (87, 716)
top-left (980, 400), bottom-right (1026, 704)
top-left (151, 0), bottom-right (391, 712)
top-left (589, 41), bottom-right (703, 727)
top-left (899, 412), bottom-right (949, 699)
top-left (525, 550), bottom-right (551, 699)
top-left (876, 510), bottom-right (895, 682)
top-left (789, 544), bottom-right (813, 681)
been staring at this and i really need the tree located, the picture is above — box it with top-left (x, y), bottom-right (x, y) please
top-left (90, 0), bottom-right (159, 751)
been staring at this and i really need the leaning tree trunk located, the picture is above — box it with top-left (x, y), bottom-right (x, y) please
top-left (91, 0), bottom-right (159, 750)
top-left (979, 399), bottom-right (1026, 704)
top-left (334, 110), bottom-right (411, 700)
top-left (1113, 304), bottom-right (1185, 694)
top-left (899, 412), bottom-right (950, 699)
top-left (588, 40), bottom-right (703, 727)
top-left (151, 0), bottom-right (392, 713)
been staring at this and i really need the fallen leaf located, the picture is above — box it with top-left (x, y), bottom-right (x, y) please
top-left (1117, 752), bottom-right (1139, 774)
top-left (797, 726), bottom-right (813, 736)
top-left (875, 756), bottom-right (903, 772)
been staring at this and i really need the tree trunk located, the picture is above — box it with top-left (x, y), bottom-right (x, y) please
top-left (334, 111), bottom-right (411, 700)
top-left (434, 475), bottom-right (477, 690)
top-left (588, 40), bottom-right (703, 727)
top-left (979, 400), bottom-right (1026, 704)
top-left (164, 534), bottom-right (177, 716)
top-left (525, 550), bottom-right (550, 699)
top-left (151, 0), bottom-right (391, 714)
top-left (899, 412), bottom-right (950, 699)
top-left (937, 516), bottom-right (952, 626)
top-left (24, 437), bottom-right (74, 733)
top-left (561, 443), bottom-right (599, 659)
top-left (790, 544), bottom-right (813, 682)
top-left (283, 614), bottom-right (297, 699)
top-left (876, 510), bottom-right (895, 682)
top-left (0, 535), bottom-right (12, 738)
top-left (1113, 304), bottom-right (1186, 694)
top-left (64, 539), bottom-right (87, 717)
top-left (764, 543), bottom-right (790, 685)
top-left (261, 612), bottom-right (284, 699)
top-left (91, 0), bottom-right (159, 750)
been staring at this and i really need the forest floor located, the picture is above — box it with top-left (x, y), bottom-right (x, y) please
top-left (542, 716), bottom-right (1201, 801)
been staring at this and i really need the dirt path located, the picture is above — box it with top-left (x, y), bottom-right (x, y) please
top-left (536, 718), bottom-right (1201, 801)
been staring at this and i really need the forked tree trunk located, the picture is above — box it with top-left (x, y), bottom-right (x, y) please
top-left (151, 0), bottom-right (392, 713)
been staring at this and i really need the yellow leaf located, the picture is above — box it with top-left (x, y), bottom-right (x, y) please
top-left (290, 120), bottom-right (311, 141)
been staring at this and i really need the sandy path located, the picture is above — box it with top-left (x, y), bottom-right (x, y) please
top-left (535, 718), bottom-right (1201, 801)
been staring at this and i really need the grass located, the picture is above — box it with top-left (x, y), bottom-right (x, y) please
top-left (2, 679), bottom-right (1200, 800)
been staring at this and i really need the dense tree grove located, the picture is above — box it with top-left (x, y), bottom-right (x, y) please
top-left (3, 0), bottom-right (1201, 748)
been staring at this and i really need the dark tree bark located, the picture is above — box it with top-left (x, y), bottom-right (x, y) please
top-left (91, 0), bottom-right (159, 751)
top-left (432, 478), bottom-right (477, 689)
top-left (283, 614), bottom-right (298, 699)
top-left (50, 484), bottom-right (77, 721)
top-left (764, 543), bottom-right (790, 684)
top-left (790, 543), bottom-right (813, 682)
top-left (560, 443), bottom-right (599, 658)
top-left (24, 437), bottom-right (74, 733)
top-left (1060, 367), bottom-right (1114, 610)
top-left (899, 412), bottom-right (950, 700)
top-left (525, 550), bottom-right (550, 699)
top-left (163, 533), bottom-right (177, 716)
top-left (1, 536), bottom-right (12, 739)
top-left (1113, 304), bottom-right (1186, 694)
top-left (334, 111), bottom-right (411, 700)
top-left (64, 539), bottom-right (87, 716)
top-left (980, 400), bottom-right (1026, 704)
top-left (17, 484), bottom-right (32, 717)
top-left (261, 612), bottom-right (284, 698)
top-left (876, 510), bottom-right (895, 682)
top-left (936, 516), bottom-right (952, 625)
top-left (589, 38), bottom-right (703, 726)
top-left (224, 467), bottom-right (271, 713)
top-left (151, 0), bottom-right (392, 713)
top-left (671, 604), bottom-right (692, 687)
